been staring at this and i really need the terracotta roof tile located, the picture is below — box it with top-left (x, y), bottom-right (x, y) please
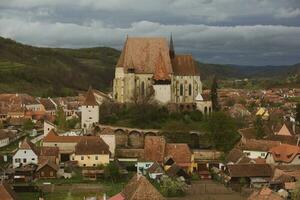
top-left (116, 37), bottom-right (173, 75)
top-left (43, 129), bottom-right (99, 143)
top-left (83, 87), bottom-right (98, 106)
top-left (172, 55), bottom-right (199, 76)
top-left (144, 136), bottom-right (166, 163)
top-left (121, 175), bottom-right (165, 200)
top-left (0, 182), bottom-right (18, 200)
top-left (75, 137), bottom-right (110, 155)
top-left (268, 144), bottom-right (300, 163)
top-left (227, 164), bottom-right (272, 178)
top-left (165, 143), bottom-right (192, 166)
top-left (153, 52), bottom-right (171, 81)
top-left (248, 187), bottom-right (283, 200)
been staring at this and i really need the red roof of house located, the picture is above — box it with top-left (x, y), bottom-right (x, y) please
top-left (269, 144), bottom-right (300, 163)
top-left (43, 129), bottom-right (99, 143)
top-left (165, 143), bottom-right (192, 165)
top-left (144, 136), bottom-right (166, 163)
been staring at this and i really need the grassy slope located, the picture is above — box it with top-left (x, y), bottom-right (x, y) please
top-left (0, 37), bottom-right (120, 96)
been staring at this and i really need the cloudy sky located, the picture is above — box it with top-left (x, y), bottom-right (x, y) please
top-left (0, 0), bottom-right (300, 65)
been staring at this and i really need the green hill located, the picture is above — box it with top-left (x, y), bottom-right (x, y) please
top-left (0, 37), bottom-right (299, 97)
top-left (0, 37), bottom-right (120, 96)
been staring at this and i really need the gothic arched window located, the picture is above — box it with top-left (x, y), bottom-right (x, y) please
top-left (141, 81), bottom-right (145, 96)
top-left (180, 84), bottom-right (184, 96)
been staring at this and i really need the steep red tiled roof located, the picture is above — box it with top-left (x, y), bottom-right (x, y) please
top-left (116, 37), bottom-right (173, 75)
top-left (172, 55), bottom-right (199, 76)
top-left (165, 143), bottom-right (192, 166)
top-left (39, 146), bottom-right (59, 157)
top-left (19, 137), bottom-right (39, 155)
top-left (83, 87), bottom-right (98, 106)
top-left (269, 144), bottom-right (300, 163)
top-left (36, 160), bottom-right (59, 172)
top-left (153, 52), bottom-right (171, 81)
top-left (121, 175), bottom-right (165, 200)
top-left (0, 182), bottom-right (18, 200)
top-left (144, 136), bottom-right (166, 163)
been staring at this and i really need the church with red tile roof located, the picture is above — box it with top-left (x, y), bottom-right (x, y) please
top-left (113, 36), bottom-right (211, 112)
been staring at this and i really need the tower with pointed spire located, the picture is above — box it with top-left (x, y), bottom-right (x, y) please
top-left (81, 86), bottom-right (99, 131)
top-left (169, 34), bottom-right (175, 59)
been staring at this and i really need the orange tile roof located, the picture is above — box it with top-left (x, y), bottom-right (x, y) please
top-left (172, 55), bottom-right (199, 76)
top-left (153, 52), bottom-right (171, 81)
top-left (0, 182), bottom-right (18, 200)
top-left (144, 136), bottom-right (166, 163)
top-left (165, 143), bottom-right (192, 165)
top-left (269, 144), bottom-right (300, 163)
top-left (116, 37), bottom-right (173, 75)
top-left (248, 187), bottom-right (283, 200)
top-left (83, 87), bottom-right (98, 106)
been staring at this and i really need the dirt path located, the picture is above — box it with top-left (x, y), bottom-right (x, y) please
top-left (169, 180), bottom-right (247, 200)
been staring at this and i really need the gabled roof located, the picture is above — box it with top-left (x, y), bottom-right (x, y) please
top-left (147, 162), bottom-right (164, 174)
top-left (276, 124), bottom-right (292, 136)
top-left (121, 175), bottom-right (165, 200)
top-left (39, 146), bottom-right (59, 157)
top-left (0, 182), bottom-right (18, 200)
top-left (269, 144), bottom-right (300, 163)
top-left (83, 87), bottom-right (98, 106)
top-left (19, 137), bottom-right (39, 155)
top-left (75, 137), bottom-right (110, 155)
top-left (165, 143), bottom-right (192, 166)
top-left (36, 160), bottom-right (59, 172)
top-left (227, 164), bottom-right (272, 178)
top-left (172, 55), bottom-right (199, 76)
top-left (116, 37), bottom-right (173, 75)
top-left (144, 136), bottom-right (166, 163)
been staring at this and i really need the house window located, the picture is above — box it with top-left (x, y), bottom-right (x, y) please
top-left (83, 164), bottom-right (86, 167)
top-left (23, 158), bottom-right (27, 163)
top-left (180, 84), bottom-right (184, 96)
top-left (15, 158), bottom-right (20, 163)
top-left (188, 84), bottom-right (192, 96)
top-left (50, 171), bottom-right (53, 176)
top-left (89, 117), bottom-right (92, 119)
top-left (24, 151), bottom-right (26, 154)
top-left (246, 152), bottom-right (251, 156)
top-left (81, 156), bottom-right (84, 160)
top-left (32, 158), bottom-right (35, 161)
top-left (261, 153), bottom-right (266, 157)
top-left (93, 164), bottom-right (96, 167)
top-left (95, 156), bottom-right (98, 160)
top-left (72, 157), bottom-right (74, 160)
top-left (55, 144), bottom-right (57, 146)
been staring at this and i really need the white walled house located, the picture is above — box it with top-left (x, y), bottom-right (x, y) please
top-left (13, 138), bottom-right (39, 168)
top-left (81, 87), bottom-right (99, 130)
top-left (243, 150), bottom-right (267, 159)
top-left (136, 161), bottom-right (154, 175)
top-left (44, 120), bottom-right (56, 137)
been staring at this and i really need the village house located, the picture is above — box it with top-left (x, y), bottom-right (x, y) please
top-left (43, 120), bottom-right (56, 137)
top-left (13, 138), bottom-right (59, 168)
top-left (266, 144), bottom-right (300, 165)
top-left (36, 160), bottom-right (59, 179)
top-left (43, 129), bottom-right (113, 163)
top-left (113, 36), bottom-right (211, 112)
top-left (38, 97), bottom-right (57, 116)
top-left (81, 87), bottom-right (99, 131)
top-left (226, 164), bottom-right (273, 188)
top-left (71, 137), bottom-right (110, 167)
top-left (143, 136), bottom-right (195, 173)
top-left (13, 138), bottom-right (39, 168)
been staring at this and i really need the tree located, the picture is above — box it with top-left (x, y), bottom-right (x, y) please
top-left (23, 119), bottom-right (34, 131)
top-left (55, 106), bottom-right (67, 130)
top-left (254, 116), bottom-right (265, 139)
top-left (296, 103), bottom-right (300, 125)
top-left (104, 162), bottom-right (120, 183)
top-left (211, 76), bottom-right (220, 111)
top-left (160, 177), bottom-right (187, 197)
top-left (205, 112), bottom-right (239, 152)
top-left (291, 181), bottom-right (300, 200)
